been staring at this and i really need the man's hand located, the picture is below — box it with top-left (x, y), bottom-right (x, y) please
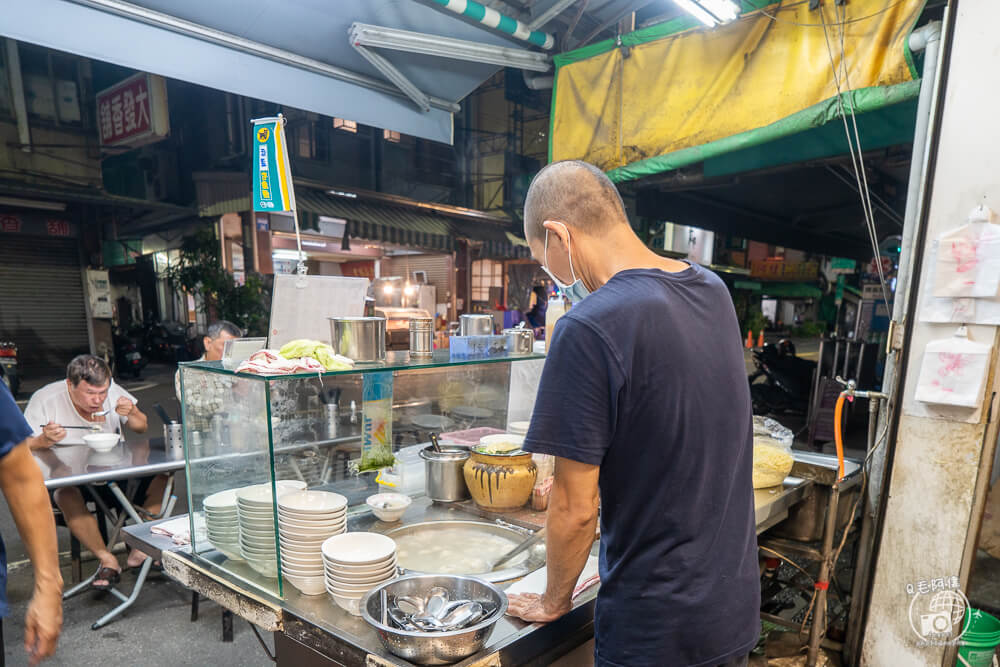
top-left (506, 592), bottom-right (571, 624)
top-left (40, 422), bottom-right (65, 446)
top-left (115, 397), bottom-right (135, 418)
top-left (24, 585), bottom-right (62, 665)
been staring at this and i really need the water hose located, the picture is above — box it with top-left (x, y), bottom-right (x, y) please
top-left (834, 392), bottom-right (847, 482)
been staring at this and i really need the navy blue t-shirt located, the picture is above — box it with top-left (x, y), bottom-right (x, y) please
top-left (0, 382), bottom-right (29, 617)
top-left (524, 265), bottom-right (760, 667)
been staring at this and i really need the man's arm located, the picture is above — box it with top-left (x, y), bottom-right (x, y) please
top-left (507, 456), bottom-right (600, 622)
top-left (116, 397), bottom-right (147, 434)
top-left (0, 443), bottom-right (62, 663)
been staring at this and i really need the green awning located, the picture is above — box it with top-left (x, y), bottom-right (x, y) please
top-left (761, 283), bottom-right (822, 299)
top-left (734, 280), bottom-right (761, 291)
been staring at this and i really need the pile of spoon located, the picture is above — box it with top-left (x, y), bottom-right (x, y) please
top-left (385, 587), bottom-right (497, 632)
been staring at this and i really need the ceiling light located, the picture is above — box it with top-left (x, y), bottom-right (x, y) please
top-left (301, 240), bottom-right (328, 248)
top-left (350, 23), bottom-right (552, 72)
top-left (327, 190), bottom-right (358, 199)
top-left (383, 284), bottom-right (394, 295)
top-left (672, 0), bottom-right (740, 27)
top-left (0, 196), bottom-right (67, 211)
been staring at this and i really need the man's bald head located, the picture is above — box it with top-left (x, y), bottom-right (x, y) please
top-left (523, 160), bottom-right (628, 242)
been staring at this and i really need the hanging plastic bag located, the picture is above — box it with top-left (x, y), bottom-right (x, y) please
top-left (752, 416), bottom-right (795, 489)
top-left (914, 326), bottom-right (992, 408)
top-left (932, 205), bottom-right (1000, 298)
top-left (357, 371), bottom-right (396, 472)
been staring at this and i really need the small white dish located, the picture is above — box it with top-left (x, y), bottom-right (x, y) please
top-left (83, 433), bottom-right (120, 453)
top-left (321, 555), bottom-right (397, 574)
top-left (321, 533), bottom-right (396, 565)
top-left (203, 488), bottom-right (243, 510)
top-left (365, 493), bottom-right (412, 522)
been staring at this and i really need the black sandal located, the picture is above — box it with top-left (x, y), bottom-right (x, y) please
top-left (92, 566), bottom-right (121, 591)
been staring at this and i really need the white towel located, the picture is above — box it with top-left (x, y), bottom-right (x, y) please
top-left (506, 556), bottom-right (600, 600)
top-left (151, 515), bottom-right (205, 545)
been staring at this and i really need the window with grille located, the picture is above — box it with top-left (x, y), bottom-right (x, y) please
top-left (471, 260), bottom-right (502, 303)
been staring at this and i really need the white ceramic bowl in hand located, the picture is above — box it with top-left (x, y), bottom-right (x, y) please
top-left (83, 433), bottom-right (120, 453)
top-left (365, 493), bottom-right (412, 522)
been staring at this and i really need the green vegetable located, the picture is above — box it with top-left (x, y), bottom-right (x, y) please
top-left (355, 449), bottom-right (398, 474)
top-left (278, 339), bottom-right (354, 370)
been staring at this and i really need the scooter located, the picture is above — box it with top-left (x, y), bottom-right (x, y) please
top-left (748, 340), bottom-right (817, 415)
top-left (113, 327), bottom-right (147, 379)
top-left (0, 341), bottom-right (19, 397)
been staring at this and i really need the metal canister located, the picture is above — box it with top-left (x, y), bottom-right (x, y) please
top-left (503, 327), bottom-right (534, 356)
top-left (419, 445), bottom-right (471, 502)
top-left (408, 317), bottom-right (434, 359)
top-left (164, 422), bottom-right (184, 460)
top-left (329, 316), bottom-right (386, 362)
top-left (459, 313), bottom-right (494, 336)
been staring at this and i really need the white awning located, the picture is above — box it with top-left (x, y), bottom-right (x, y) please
top-left (2, 0), bottom-right (538, 144)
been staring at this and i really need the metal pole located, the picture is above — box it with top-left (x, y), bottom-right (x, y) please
top-left (807, 483), bottom-right (841, 666)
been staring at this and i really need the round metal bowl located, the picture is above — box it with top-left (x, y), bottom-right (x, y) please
top-left (360, 574), bottom-right (507, 666)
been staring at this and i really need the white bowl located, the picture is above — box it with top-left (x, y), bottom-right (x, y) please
top-left (329, 591), bottom-right (363, 616)
top-left (279, 522), bottom-right (345, 536)
top-left (203, 488), bottom-right (243, 510)
top-left (281, 551), bottom-right (324, 565)
top-left (237, 481), bottom-right (307, 505)
top-left (281, 534), bottom-right (338, 549)
top-left (277, 490), bottom-right (347, 514)
top-left (282, 562), bottom-right (325, 576)
top-left (322, 555), bottom-right (397, 574)
top-left (83, 433), bottom-right (120, 453)
top-left (239, 538), bottom-right (277, 552)
top-left (325, 574), bottom-right (394, 595)
top-left (326, 568), bottom-right (397, 585)
top-left (284, 575), bottom-right (327, 596)
top-left (321, 533), bottom-right (396, 565)
top-left (277, 511), bottom-right (346, 525)
top-left (365, 493), bottom-right (412, 522)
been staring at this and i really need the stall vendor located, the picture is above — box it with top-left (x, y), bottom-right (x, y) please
top-left (506, 160), bottom-right (760, 667)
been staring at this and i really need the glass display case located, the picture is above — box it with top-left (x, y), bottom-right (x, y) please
top-left (179, 350), bottom-right (545, 598)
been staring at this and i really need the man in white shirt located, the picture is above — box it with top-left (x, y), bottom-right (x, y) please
top-left (173, 320), bottom-right (241, 401)
top-left (24, 355), bottom-right (165, 590)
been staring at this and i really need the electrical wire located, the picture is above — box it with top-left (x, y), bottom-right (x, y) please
top-left (744, 0), bottom-right (911, 28)
top-left (818, 4), bottom-right (892, 310)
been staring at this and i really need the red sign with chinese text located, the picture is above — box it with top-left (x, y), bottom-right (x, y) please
top-left (750, 260), bottom-right (819, 281)
top-left (0, 214), bottom-right (21, 234)
top-left (46, 220), bottom-right (72, 237)
top-left (96, 73), bottom-right (167, 147)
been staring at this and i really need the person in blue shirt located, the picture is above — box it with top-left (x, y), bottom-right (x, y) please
top-left (0, 382), bottom-right (62, 664)
top-left (506, 160), bottom-right (760, 667)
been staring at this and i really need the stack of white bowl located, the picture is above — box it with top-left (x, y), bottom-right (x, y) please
top-left (236, 480), bottom-right (307, 578)
top-left (202, 488), bottom-right (243, 561)
top-left (321, 532), bottom-right (398, 615)
top-left (277, 490), bottom-right (348, 596)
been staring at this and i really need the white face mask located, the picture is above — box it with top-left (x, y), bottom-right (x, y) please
top-left (542, 221), bottom-right (591, 303)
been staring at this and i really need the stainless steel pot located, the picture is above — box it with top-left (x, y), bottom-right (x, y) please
top-left (459, 314), bottom-right (494, 336)
top-left (419, 445), bottom-right (470, 502)
top-left (503, 327), bottom-right (534, 356)
top-left (329, 316), bottom-right (386, 362)
top-left (409, 317), bottom-right (434, 359)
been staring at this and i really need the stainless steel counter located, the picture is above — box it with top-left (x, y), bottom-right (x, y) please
top-left (126, 454), bottom-right (841, 667)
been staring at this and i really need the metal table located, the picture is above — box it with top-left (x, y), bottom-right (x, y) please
top-left (34, 437), bottom-right (185, 629)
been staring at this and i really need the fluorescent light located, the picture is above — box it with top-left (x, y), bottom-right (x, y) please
top-left (700, 0), bottom-right (739, 21)
top-left (383, 284), bottom-right (394, 295)
top-left (273, 249), bottom-right (307, 261)
top-left (0, 196), bottom-right (67, 211)
top-left (327, 190), bottom-right (358, 199)
top-left (673, 0), bottom-right (741, 26)
top-left (350, 23), bottom-right (552, 72)
top-left (403, 284), bottom-right (417, 296)
top-left (301, 240), bottom-right (328, 248)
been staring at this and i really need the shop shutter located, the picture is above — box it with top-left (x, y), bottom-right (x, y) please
top-left (0, 237), bottom-right (89, 376)
top-left (382, 254), bottom-right (453, 304)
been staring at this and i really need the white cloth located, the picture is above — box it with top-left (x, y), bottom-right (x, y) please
top-left (23, 381), bottom-right (137, 445)
top-left (506, 555), bottom-right (601, 598)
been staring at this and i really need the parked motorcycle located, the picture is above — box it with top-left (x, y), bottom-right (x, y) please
top-left (0, 341), bottom-right (19, 397)
top-left (748, 340), bottom-right (817, 415)
top-left (113, 327), bottom-right (147, 379)
top-left (142, 319), bottom-right (192, 363)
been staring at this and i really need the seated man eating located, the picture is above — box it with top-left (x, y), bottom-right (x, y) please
top-left (24, 355), bottom-right (167, 590)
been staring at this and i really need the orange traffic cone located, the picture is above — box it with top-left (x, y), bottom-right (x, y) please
top-left (758, 331), bottom-right (765, 348)
top-left (745, 330), bottom-right (754, 349)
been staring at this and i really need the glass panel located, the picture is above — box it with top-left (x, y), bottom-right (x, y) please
top-left (180, 354), bottom-right (540, 599)
top-left (182, 366), bottom-right (283, 597)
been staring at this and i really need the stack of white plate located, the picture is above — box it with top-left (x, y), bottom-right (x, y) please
top-left (203, 488), bottom-right (243, 562)
top-left (321, 532), bottom-right (398, 615)
top-left (277, 490), bottom-right (348, 596)
top-left (236, 480), bottom-right (307, 578)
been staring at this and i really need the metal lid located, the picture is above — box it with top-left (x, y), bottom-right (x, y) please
top-left (419, 445), bottom-right (469, 462)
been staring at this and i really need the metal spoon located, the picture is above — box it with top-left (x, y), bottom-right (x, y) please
top-left (92, 409), bottom-right (111, 418)
top-left (490, 527), bottom-right (546, 571)
top-left (424, 587), bottom-right (450, 618)
top-left (439, 601), bottom-right (485, 630)
top-left (411, 614), bottom-right (445, 631)
top-left (429, 432), bottom-right (443, 453)
top-left (392, 595), bottom-right (425, 616)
